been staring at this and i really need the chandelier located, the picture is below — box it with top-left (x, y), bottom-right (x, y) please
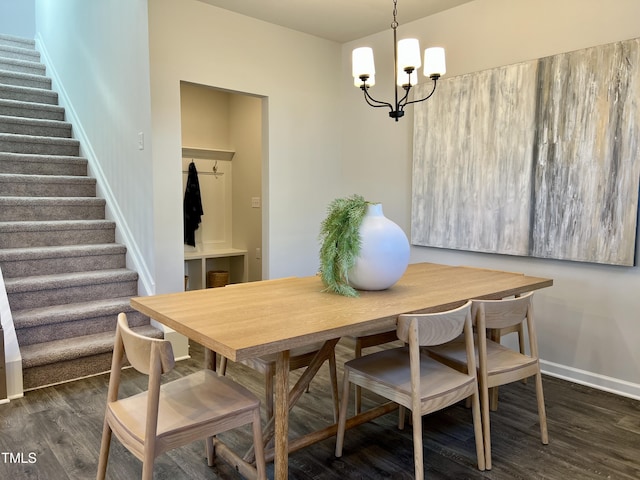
top-left (352, 0), bottom-right (446, 121)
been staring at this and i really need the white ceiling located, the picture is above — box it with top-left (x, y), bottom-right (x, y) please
top-left (196, 0), bottom-right (474, 43)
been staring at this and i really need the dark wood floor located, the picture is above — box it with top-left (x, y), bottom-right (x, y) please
top-left (0, 339), bottom-right (638, 480)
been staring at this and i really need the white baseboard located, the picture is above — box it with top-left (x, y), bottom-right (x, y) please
top-left (541, 359), bottom-right (640, 401)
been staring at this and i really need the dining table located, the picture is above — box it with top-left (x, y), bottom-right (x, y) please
top-left (130, 262), bottom-right (553, 479)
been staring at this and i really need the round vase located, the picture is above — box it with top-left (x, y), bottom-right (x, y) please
top-left (348, 203), bottom-right (410, 291)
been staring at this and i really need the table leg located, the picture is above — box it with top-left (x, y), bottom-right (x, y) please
top-left (274, 349), bottom-right (290, 480)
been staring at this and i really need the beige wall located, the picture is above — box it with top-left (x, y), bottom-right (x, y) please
top-left (340, 0), bottom-right (640, 398)
top-left (230, 94), bottom-right (263, 281)
top-left (148, 0), bottom-right (343, 293)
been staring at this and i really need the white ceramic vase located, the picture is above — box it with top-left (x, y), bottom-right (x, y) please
top-left (348, 203), bottom-right (410, 291)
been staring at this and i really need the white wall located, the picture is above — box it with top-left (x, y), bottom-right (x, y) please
top-left (340, 0), bottom-right (640, 398)
top-left (34, 0), bottom-right (156, 293)
top-left (0, 0), bottom-right (35, 38)
top-left (148, 0), bottom-right (343, 292)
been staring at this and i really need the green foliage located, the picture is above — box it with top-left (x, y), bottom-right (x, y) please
top-left (319, 194), bottom-right (369, 297)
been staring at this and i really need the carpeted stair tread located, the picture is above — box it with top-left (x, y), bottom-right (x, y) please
top-left (0, 100), bottom-right (66, 121)
top-left (0, 132), bottom-right (79, 155)
top-left (0, 114), bottom-right (70, 135)
top-left (0, 173), bottom-right (95, 187)
top-left (20, 324), bottom-right (163, 369)
top-left (0, 34), bottom-right (36, 49)
top-left (0, 84), bottom-right (57, 105)
top-left (12, 296), bottom-right (142, 329)
top-left (0, 70), bottom-right (51, 89)
top-left (0, 196), bottom-right (105, 221)
top-left (0, 43), bottom-right (40, 62)
top-left (0, 218), bottom-right (115, 233)
top-left (4, 268), bottom-right (138, 293)
top-left (0, 152), bottom-right (87, 176)
top-left (0, 173), bottom-right (96, 197)
top-left (0, 56), bottom-right (46, 76)
top-left (0, 242), bottom-right (121, 261)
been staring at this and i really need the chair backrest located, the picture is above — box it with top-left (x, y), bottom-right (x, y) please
top-left (116, 313), bottom-right (175, 375)
top-left (471, 292), bottom-right (533, 330)
top-left (397, 300), bottom-right (473, 347)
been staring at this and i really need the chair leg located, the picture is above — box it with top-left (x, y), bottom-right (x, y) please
top-left (411, 408), bottom-right (424, 480)
top-left (96, 419), bottom-right (112, 480)
top-left (219, 356), bottom-right (228, 375)
top-left (251, 408), bottom-right (267, 480)
top-left (470, 391), bottom-right (486, 471)
top-left (335, 371), bottom-right (352, 457)
top-left (479, 378), bottom-right (492, 470)
top-left (535, 372), bottom-right (549, 444)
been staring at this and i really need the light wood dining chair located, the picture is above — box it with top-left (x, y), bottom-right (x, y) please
top-left (427, 292), bottom-right (548, 470)
top-left (335, 301), bottom-right (485, 479)
top-left (97, 314), bottom-right (267, 480)
top-left (348, 327), bottom-right (399, 414)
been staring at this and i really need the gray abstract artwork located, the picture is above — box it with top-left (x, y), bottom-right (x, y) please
top-left (412, 38), bottom-right (640, 266)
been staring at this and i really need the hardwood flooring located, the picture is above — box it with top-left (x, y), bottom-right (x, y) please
top-left (0, 339), bottom-right (638, 479)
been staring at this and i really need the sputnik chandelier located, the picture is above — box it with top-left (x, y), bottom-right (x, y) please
top-left (352, 0), bottom-right (446, 121)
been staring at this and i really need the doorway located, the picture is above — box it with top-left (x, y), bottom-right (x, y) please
top-left (180, 81), bottom-right (264, 284)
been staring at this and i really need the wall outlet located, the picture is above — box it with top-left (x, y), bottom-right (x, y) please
top-left (251, 197), bottom-right (261, 208)
top-left (137, 132), bottom-right (144, 150)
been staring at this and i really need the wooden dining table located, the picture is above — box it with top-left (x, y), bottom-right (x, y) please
top-left (130, 262), bottom-right (553, 479)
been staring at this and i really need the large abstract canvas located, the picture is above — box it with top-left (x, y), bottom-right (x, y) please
top-left (412, 38), bottom-right (640, 265)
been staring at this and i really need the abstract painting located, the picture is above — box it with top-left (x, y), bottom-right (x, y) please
top-left (411, 38), bottom-right (640, 265)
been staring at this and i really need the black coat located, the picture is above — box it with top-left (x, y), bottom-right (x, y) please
top-left (183, 162), bottom-right (204, 247)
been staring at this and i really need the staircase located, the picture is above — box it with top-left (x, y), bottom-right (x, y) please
top-left (0, 33), bottom-right (161, 390)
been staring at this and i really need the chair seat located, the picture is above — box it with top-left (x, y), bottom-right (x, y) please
top-left (345, 346), bottom-right (476, 409)
top-left (109, 370), bottom-right (260, 443)
top-left (429, 335), bottom-right (538, 378)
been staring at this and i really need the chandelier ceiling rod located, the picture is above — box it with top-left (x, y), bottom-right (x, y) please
top-left (352, 0), bottom-right (446, 121)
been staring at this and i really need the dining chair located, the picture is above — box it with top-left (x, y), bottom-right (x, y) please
top-left (348, 327), bottom-right (399, 414)
top-left (427, 292), bottom-right (548, 470)
top-left (97, 313), bottom-right (267, 480)
top-left (335, 301), bottom-right (485, 479)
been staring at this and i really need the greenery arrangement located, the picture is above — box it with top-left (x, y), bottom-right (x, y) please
top-left (318, 194), bottom-right (370, 297)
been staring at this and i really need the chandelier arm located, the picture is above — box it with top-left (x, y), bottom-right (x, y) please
top-left (402, 78), bottom-right (438, 108)
top-left (396, 86), bottom-right (412, 109)
top-left (362, 88), bottom-right (394, 111)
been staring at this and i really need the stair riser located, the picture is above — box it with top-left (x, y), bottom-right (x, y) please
top-left (0, 59), bottom-right (46, 76)
top-left (0, 156), bottom-right (87, 176)
top-left (0, 202), bottom-right (105, 221)
top-left (0, 103), bottom-right (65, 121)
top-left (7, 279), bottom-right (138, 310)
top-left (0, 119), bottom-right (70, 137)
top-left (0, 72), bottom-right (51, 89)
top-left (0, 47), bottom-right (40, 63)
top-left (0, 225), bottom-right (115, 248)
top-left (0, 252), bottom-right (125, 278)
top-left (23, 352), bottom-right (113, 390)
top-left (16, 309), bottom-right (148, 346)
top-left (0, 137), bottom-right (79, 156)
top-left (0, 179), bottom-right (95, 197)
top-left (0, 86), bottom-right (57, 105)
